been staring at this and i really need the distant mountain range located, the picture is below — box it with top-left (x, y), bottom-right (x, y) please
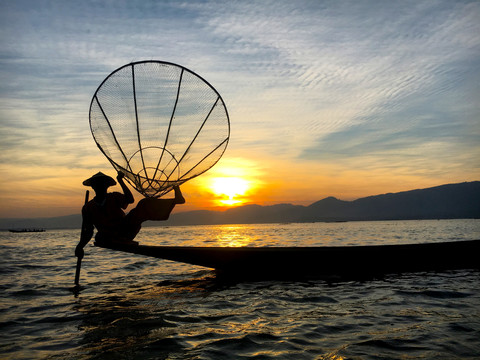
top-left (1, 181), bottom-right (479, 230)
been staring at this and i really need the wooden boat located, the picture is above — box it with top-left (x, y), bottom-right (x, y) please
top-left (95, 239), bottom-right (480, 280)
top-left (8, 228), bottom-right (46, 233)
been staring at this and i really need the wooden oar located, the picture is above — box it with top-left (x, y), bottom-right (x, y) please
top-left (74, 190), bottom-right (89, 286)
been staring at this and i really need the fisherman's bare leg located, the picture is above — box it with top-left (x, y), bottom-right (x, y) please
top-left (128, 186), bottom-right (186, 222)
top-left (173, 186), bottom-right (185, 204)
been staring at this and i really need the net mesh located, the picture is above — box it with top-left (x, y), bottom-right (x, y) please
top-left (89, 61), bottom-right (230, 197)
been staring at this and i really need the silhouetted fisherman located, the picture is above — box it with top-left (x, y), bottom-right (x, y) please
top-left (75, 171), bottom-right (185, 259)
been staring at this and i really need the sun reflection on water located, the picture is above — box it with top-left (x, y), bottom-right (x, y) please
top-left (212, 225), bottom-right (255, 247)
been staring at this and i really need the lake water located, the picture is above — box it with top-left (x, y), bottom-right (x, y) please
top-left (1, 219), bottom-right (479, 359)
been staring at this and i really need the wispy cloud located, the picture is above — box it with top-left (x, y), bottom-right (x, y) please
top-left (189, 1), bottom-right (480, 163)
top-left (0, 0), bottom-right (479, 216)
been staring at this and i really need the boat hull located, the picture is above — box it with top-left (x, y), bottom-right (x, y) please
top-left (9, 228), bottom-right (45, 233)
top-left (95, 239), bottom-right (480, 280)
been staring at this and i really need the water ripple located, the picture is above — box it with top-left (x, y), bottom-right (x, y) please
top-left (0, 221), bottom-right (479, 359)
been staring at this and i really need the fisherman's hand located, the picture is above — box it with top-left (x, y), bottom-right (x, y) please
top-left (75, 245), bottom-right (84, 259)
top-left (117, 171), bottom-right (125, 180)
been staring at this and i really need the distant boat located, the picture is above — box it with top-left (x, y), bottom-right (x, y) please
top-left (96, 239), bottom-right (480, 280)
top-left (8, 228), bottom-right (46, 233)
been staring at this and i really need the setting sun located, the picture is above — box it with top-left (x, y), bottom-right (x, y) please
top-left (211, 177), bottom-right (250, 206)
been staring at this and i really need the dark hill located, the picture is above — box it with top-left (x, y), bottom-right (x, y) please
top-left (305, 182), bottom-right (480, 221)
top-left (166, 181), bottom-right (480, 225)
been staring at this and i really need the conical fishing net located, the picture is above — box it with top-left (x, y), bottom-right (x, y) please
top-left (89, 61), bottom-right (230, 197)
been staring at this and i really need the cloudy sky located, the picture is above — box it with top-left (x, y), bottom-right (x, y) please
top-left (0, 0), bottom-right (479, 218)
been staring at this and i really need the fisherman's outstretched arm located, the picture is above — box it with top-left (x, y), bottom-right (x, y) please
top-left (117, 171), bottom-right (134, 204)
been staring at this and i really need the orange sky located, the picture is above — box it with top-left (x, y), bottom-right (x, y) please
top-left (0, 152), bottom-right (476, 219)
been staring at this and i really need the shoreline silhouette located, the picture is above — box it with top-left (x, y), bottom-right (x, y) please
top-left (1, 181), bottom-right (478, 229)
